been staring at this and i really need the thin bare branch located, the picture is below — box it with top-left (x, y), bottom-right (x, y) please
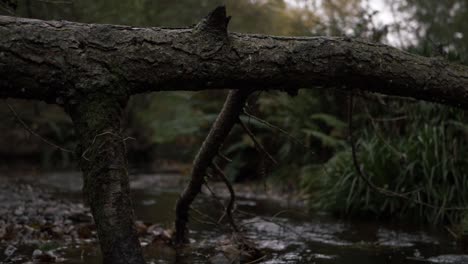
top-left (212, 161), bottom-right (239, 232)
top-left (203, 175), bottom-right (227, 212)
top-left (242, 109), bottom-right (312, 151)
top-left (0, 3), bottom-right (14, 15)
top-left (238, 116), bottom-right (277, 165)
top-left (190, 206), bottom-right (221, 227)
top-left (3, 101), bottom-right (73, 153)
top-left (217, 151), bottom-right (232, 163)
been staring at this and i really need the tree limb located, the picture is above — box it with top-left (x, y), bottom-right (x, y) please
top-left (0, 8), bottom-right (467, 109)
top-left (173, 89), bottom-right (251, 245)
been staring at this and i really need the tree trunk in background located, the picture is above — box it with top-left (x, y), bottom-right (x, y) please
top-left (67, 96), bottom-right (145, 264)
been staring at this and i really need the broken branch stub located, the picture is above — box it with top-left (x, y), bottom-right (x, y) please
top-left (193, 5), bottom-right (230, 37)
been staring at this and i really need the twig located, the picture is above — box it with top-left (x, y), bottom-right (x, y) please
top-left (363, 103), bottom-right (406, 159)
top-left (189, 206), bottom-right (221, 227)
top-left (81, 131), bottom-right (115, 160)
top-left (34, 0), bottom-right (73, 4)
top-left (242, 109), bottom-right (307, 149)
top-left (80, 131), bottom-right (134, 161)
top-left (217, 151), bottom-right (232, 163)
top-left (0, 3), bottom-right (14, 15)
top-left (212, 162), bottom-right (239, 232)
top-left (241, 109), bottom-right (337, 183)
top-left (238, 209), bottom-right (309, 241)
top-left (238, 117), bottom-right (277, 165)
top-left (4, 101), bottom-right (73, 153)
top-left (203, 175), bottom-right (227, 212)
top-left (445, 226), bottom-right (458, 239)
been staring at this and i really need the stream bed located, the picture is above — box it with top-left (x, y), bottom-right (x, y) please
top-left (1, 171), bottom-right (468, 264)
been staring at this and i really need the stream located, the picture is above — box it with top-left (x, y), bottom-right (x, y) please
top-left (1, 171), bottom-right (468, 264)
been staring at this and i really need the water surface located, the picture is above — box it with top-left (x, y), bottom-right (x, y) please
top-left (1, 172), bottom-right (468, 264)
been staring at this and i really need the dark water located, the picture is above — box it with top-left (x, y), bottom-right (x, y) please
top-left (3, 172), bottom-right (468, 264)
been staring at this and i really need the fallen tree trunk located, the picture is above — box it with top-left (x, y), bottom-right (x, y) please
top-left (0, 8), bottom-right (467, 109)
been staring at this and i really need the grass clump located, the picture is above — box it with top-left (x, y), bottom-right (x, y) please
top-left (302, 103), bottom-right (468, 225)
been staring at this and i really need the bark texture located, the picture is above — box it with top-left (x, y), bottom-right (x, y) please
top-left (67, 96), bottom-right (145, 264)
top-left (0, 9), bottom-right (468, 109)
top-left (174, 89), bottom-right (251, 245)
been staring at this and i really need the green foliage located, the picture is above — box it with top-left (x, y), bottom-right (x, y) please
top-left (127, 91), bottom-right (225, 162)
top-left (134, 92), bottom-right (214, 144)
top-left (231, 90), bottom-right (348, 183)
top-left (302, 103), bottom-right (468, 225)
top-left (260, 90), bottom-right (347, 154)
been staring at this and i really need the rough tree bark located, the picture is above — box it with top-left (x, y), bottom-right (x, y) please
top-left (67, 96), bottom-right (145, 264)
top-left (0, 7), bottom-right (467, 109)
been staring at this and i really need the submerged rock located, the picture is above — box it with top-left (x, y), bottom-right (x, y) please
top-left (31, 248), bottom-right (65, 263)
top-left (3, 245), bottom-right (17, 257)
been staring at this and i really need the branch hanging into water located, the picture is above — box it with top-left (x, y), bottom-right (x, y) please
top-left (173, 87), bottom-right (252, 245)
top-left (203, 175), bottom-right (227, 212)
top-left (211, 162), bottom-right (239, 232)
